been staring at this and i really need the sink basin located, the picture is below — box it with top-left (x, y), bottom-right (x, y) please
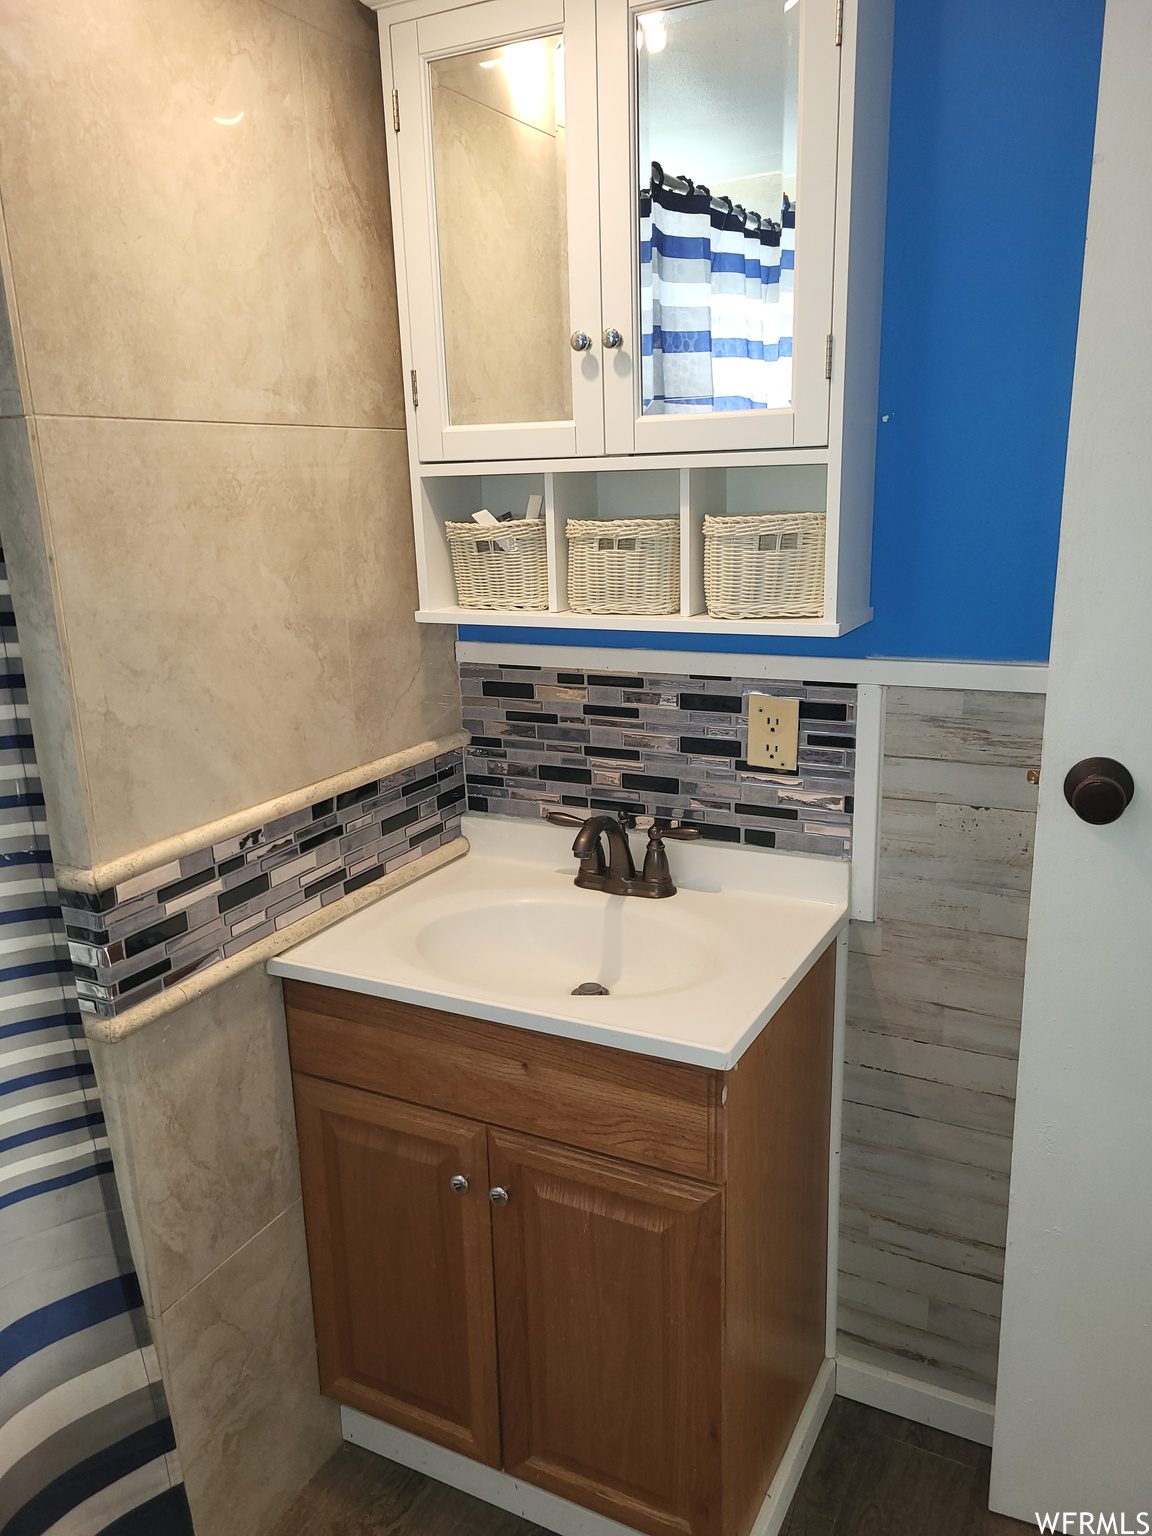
top-left (412, 892), bottom-right (726, 1000)
top-left (269, 813), bottom-right (849, 1069)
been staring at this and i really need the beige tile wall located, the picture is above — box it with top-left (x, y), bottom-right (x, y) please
top-left (839, 688), bottom-right (1046, 1400)
top-left (0, 0), bottom-right (460, 870)
top-left (0, 2), bottom-right (461, 1530)
top-left (91, 967), bottom-right (342, 1534)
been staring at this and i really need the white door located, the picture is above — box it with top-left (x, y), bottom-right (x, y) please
top-left (390, 0), bottom-right (603, 462)
top-left (990, 0), bottom-right (1152, 1520)
top-left (596, 0), bottom-right (841, 456)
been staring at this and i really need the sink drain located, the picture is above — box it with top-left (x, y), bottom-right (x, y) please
top-left (572, 980), bottom-right (610, 996)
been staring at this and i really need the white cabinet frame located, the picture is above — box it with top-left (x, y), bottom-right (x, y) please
top-left (391, 0), bottom-right (604, 462)
top-left (367, 0), bottom-right (894, 640)
top-left (597, 0), bottom-right (842, 457)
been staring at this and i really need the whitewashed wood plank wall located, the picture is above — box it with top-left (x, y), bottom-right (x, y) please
top-left (839, 686), bottom-right (1046, 1398)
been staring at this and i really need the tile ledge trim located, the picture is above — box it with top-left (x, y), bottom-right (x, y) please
top-left (80, 835), bottom-right (469, 1044)
top-left (56, 731), bottom-right (470, 894)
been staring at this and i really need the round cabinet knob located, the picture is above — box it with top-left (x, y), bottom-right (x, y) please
top-left (488, 1186), bottom-right (510, 1207)
top-left (1063, 757), bottom-right (1135, 825)
top-left (570, 330), bottom-right (592, 352)
top-left (449, 1175), bottom-right (469, 1195)
top-left (602, 327), bottom-right (623, 349)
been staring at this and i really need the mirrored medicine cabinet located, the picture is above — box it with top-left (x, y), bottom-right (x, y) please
top-left (365, 0), bottom-right (894, 638)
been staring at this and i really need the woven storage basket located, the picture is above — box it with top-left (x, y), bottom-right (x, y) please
top-left (566, 518), bottom-right (680, 615)
top-left (702, 513), bottom-right (826, 619)
top-left (445, 519), bottom-right (548, 610)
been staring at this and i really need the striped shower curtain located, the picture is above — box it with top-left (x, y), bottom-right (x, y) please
top-left (0, 549), bottom-right (195, 1535)
top-left (640, 165), bottom-right (795, 414)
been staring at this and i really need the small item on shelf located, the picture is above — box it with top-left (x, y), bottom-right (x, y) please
top-left (471, 508), bottom-right (499, 525)
top-left (566, 518), bottom-right (679, 615)
top-left (446, 517), bottom-right (548, 610)
top-left (702, 512), bottom-right (826, 619)
top-left (525, 493), bottom-right (543, 520)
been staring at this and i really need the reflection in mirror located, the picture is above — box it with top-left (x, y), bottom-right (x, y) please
top-left (637, 0), bottom-right (799, 416)
top-left (430, 35), bottom-right (572, 427)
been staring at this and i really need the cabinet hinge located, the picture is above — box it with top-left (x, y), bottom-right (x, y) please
top-left (410, 369), bottom-right (419, 409)
top-left (834, 0), bottom-right (843, 45)
top-left (392, 88), bottom-right (400, 132)
top-left (825, 335), bottom-right (834, 380)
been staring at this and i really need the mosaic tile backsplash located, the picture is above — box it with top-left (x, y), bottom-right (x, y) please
top-left (62, 749), bottom-right (465, 1019)
top-left (461, 663), bottom-right (855, 857)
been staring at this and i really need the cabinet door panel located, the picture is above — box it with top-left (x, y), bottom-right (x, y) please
top-left (391, 0), bottom-right (603, 463)
top-left (598, 0), bottom-right (839, 455)
top-left (293, 1073), bottom-right (501, 1465)
top-left (489, 1128), bottom-right (722, 1536)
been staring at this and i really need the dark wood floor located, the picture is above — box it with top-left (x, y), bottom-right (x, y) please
top-left (269, 1397), bottom-right (1035, 1536)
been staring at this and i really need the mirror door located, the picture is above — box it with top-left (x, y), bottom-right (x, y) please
top-left (391, 0), bottom-right (603, 462)
top-left (597, 0), bottom-right (840, 455)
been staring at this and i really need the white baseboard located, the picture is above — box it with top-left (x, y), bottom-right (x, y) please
top-left (750, 1357), bottom-right (837, 1536)
top-left (835, 1354), bottom-right (995, 1447)
top-left (342, 1358), bottom-right (837, 1536)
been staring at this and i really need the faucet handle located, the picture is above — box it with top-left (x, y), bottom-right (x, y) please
top-left (546, 811), bottom-right (587, 828)
top-left (650, 821), bottom-right (701, 842)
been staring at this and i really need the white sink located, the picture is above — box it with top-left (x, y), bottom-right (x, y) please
top-left (269, 814), bottom-right (849, 1069)
top-left (412, 891), bottom-right (727, 1000)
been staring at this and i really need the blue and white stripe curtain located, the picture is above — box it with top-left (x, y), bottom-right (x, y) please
top-left (0, 549), bottom-right (195, 1536)
top-left (640, 164), bottom-right (795, 414)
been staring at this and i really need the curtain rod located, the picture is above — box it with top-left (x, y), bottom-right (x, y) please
top-left (647, 160), bottom-right (788, 232)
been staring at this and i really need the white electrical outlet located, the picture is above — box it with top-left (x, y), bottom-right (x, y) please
top-left (746, 694), bottom-right (800, 771)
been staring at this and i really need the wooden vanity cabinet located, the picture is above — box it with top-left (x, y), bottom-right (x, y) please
top-left (286, 942), bottom-right (836, 1536)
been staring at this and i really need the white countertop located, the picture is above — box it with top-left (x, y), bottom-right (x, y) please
top-left (268, 814), bottom-right (848, 1070)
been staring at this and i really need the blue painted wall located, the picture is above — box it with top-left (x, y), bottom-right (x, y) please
top-left (461, 0), bottom-right (1105, 664)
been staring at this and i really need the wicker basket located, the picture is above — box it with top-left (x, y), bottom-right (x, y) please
top-left (702, 513), bottom-right (826, 619)
top-left (566, 519), bottom-right (680, 615)
top-left (445, 519), bottom-right (548, 610)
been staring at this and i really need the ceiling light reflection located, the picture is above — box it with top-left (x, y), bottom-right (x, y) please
top-left (638, 11), bottom-right (667, 51)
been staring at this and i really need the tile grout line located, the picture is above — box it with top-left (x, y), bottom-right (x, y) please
top-left (156, 1197), bottom-right (301, 1325)
top-left (27, 412), bottom-right (409, 432)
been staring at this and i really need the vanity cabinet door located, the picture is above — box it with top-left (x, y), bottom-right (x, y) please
top-left (488, 1127), bottom-right (723, 1536)
top-left (293, 1074), bottom-right (502, 1466)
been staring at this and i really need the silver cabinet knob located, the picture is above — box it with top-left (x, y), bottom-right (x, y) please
top-left (602, 327), bottom-right (622, 349)
top-left (449, 1175), bottom-right (469, 1194)
top-left (489, 1186), bottom-right (509, 1206)
top-left (570, 330), bottom-right (592, 352)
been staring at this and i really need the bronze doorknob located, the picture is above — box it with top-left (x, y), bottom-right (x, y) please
top-left (1063, 757), bottom-right (1134, 825)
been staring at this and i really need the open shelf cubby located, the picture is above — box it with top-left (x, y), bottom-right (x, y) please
top-left (416, 461), bottom-right (854, 636)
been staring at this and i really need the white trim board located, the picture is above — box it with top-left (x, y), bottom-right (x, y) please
top-left (826, 931), bottom-right (849, 1359)
top-left (849, 685), bottom-right (884, 923)
top-left (343, 1359), bottom-right (836, 1536)
top-left (455, 640), bottom-right (1049, 693)
top-left (835, 1354), bottom-right (995, 1448)
top-left (424, 608), bottom-right (871, 640)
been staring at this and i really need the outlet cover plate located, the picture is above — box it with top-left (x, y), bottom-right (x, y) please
top-left (747, 694), bottom-right (800, 771)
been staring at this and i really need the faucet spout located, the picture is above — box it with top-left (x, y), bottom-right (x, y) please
top-left (571, 815), bottom-right (636, 883)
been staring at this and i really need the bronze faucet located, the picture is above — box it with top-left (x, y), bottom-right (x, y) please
top-left (546, 810), bottom-right (700, 898)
